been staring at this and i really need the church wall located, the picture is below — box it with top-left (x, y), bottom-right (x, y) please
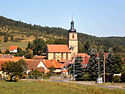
top-left (69, 33), bottom-right (77, 40)
top-left (55, 53), bottom-right (61, 60)
top-left (68, 53), bottom-right (71, 60)
top-left (63, 53), bottom-right (66, 59)
top-left (48, 53), bottom-right (54, 60)
top-left (48, 52), bottom-right (71, 60)
top-left (69, 40), bottom-right (78, 55)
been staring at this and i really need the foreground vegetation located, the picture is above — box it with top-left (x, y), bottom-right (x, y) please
top-left (0, 80), bottom-right (125, 94)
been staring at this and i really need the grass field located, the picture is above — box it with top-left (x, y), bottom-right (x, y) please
top-left (0, 80), bottom-right (125, 94)
top-left (0, 41), bottom-right (28, 50)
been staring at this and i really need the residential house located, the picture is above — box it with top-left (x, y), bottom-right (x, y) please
top-left (9, 45), bottom-right (18, 53)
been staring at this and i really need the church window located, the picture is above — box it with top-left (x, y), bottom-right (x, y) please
top-left (72, 34), bottom-right (74, 38)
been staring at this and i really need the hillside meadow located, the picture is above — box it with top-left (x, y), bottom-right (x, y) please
top-left (0, 41), bottom-right (28, 50)
top-left (0, 80), bottom-right (125, 94)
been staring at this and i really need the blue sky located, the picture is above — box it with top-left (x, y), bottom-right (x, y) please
top-left (0, 0), bottom-right (125, 37)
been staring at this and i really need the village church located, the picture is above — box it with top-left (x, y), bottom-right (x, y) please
top-left (46, 20), bottom-right (83, 61)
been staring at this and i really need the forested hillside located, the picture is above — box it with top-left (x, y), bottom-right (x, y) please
top-left (0, 16), bottom-right (125, 54)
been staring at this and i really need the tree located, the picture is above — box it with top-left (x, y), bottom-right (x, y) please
top-left (49, 66), bottom-right (55, 76)
top-left (0, 49), bottom-right (2, 54)
top-left (4, 36), bottom-right (8, 42)
top-left (1, 59), bottom-right (27, 81)
top-left (5, 49), bottom-right (10, 54)
top-left (106, 48), bottom-right (122, 75)
top-left (86, 47), bottom-right (98, 80)
top-left (84, 41), bottom-right (90, 54)
top-left (26, 42), bottom-right (33, 49)
top-left (53, 38), bottom-right (67, 44)
top-left (29, 70), bottom-right (43, 79)
top-left (33, 38), bottom-right (46, 55)
top-left (69, 56), bottom-right (83, 80)
top-left (98, 47), bottom-right (104, 75)
top-left (25, 50), bottom-right (33, 59)
top-left (15, 47), bottom-right (25, 56)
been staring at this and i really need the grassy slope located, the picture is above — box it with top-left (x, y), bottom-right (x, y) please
top-left (0, 41), bottom-right (28, 50)
top-left (0, 80), bottom-right (124, 94)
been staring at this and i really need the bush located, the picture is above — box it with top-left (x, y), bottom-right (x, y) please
top-left (105, 74), bottom-right (113, 82)
top-left (29, 70), bottom-right (43, 79)
top-left (112, 75), bottom-right (120, 83)
top-left (81, 73), bottom-right (91, 81)
top-left (121, 72), bottom-right (125, 82)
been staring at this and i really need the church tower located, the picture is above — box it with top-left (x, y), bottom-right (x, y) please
top-left (68, 20), bottom-right (78, 56)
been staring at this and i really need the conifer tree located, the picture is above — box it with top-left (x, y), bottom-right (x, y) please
top-left (106, 48), bottom-right (122, 74)
top-left (86, 47), bottom-right (98, 80)
top-left (70, 56), bottom-right (83, 80)
top-left (99, 48), bottom-right (104, 75)
top-left (105, 48), bottom-right (114, 74)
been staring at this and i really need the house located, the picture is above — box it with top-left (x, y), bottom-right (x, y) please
top-left (40, 59), bottom-right (64, 73)
top-left (25, 59), bottom-right (44, 74)
top-left (0, 58), bottom-right (44, 79)
top-left (9, 45), bottom-right (18, 53)
top-left (0, 54), bottom-right (13, 59)
top-left (72, 53), bottom-right (90, 67)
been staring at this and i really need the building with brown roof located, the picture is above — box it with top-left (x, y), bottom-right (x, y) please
top-left (47, 45), bottom-right (71, 60)
top-left (46, 20), bottom-right (79, 61)
top-left (9, 45), bottom-right (18, 53)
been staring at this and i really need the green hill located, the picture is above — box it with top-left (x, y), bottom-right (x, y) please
top-left (0, 16), bottom-right (125, 55)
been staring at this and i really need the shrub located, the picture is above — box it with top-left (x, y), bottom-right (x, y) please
top-left (121, 72), bottom-right (125, 82)
top-left (29, 70), bottom-right (43, 79)
top-left (81, 73), bottom-right (91, 81)
top-left (112, 75), bottom-right (120, 83)
top-left (105, 74), bottom-right (113, 82)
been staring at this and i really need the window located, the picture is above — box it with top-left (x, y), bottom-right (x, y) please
top-left (72, 34), bottom-right (74, 38)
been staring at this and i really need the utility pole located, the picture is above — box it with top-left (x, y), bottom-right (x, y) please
top-left (97, 57), bottom-right (100, 78)
top-left (103, 55), bottom-right (106, 83)
top-left (73, 61), bottom-right (75, 80)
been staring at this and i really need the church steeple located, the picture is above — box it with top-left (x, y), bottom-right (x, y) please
top-left (68, 20), bottom-right (78, 56)
top-left (69, 20), bottom-right (76, 32)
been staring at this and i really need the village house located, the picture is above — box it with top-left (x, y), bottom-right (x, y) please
top-left (9, 45), bottom-right (18, 53)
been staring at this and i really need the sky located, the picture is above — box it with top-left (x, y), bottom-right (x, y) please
top-left (0, 0), bottom-right (125, 37)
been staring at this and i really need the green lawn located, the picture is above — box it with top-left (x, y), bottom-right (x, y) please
top-left (0, 41), bottom-right (28, 50)
top-left (0, 80), bottom-right (125, 94)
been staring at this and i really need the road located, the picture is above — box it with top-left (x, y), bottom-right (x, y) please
top-left (49, 79), bottom-right (125, 90)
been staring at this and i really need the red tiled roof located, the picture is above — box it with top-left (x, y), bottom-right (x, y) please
top-left (9, 45), bottom-right (18, 51)
top-left (42, 59), bottom-right (63, 69)
top-left (72, 53), bottom-right (90, 58)
top-left (59, 59), bottom-right (67, 63)
top-left (34, 55), bottom-right (46, 59)
top-left (47, 45), bottom-right (71, 53)
top-left (25, 59), bottom-right (44, 72)
top-left (0, 59), bottom-right (44, 72)
top-left (0, 54), bottom-right (3, 58)
top-left (12, 56), bottom-right (24, 59)
top-left (81, 56), bottom-right (90, 67)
